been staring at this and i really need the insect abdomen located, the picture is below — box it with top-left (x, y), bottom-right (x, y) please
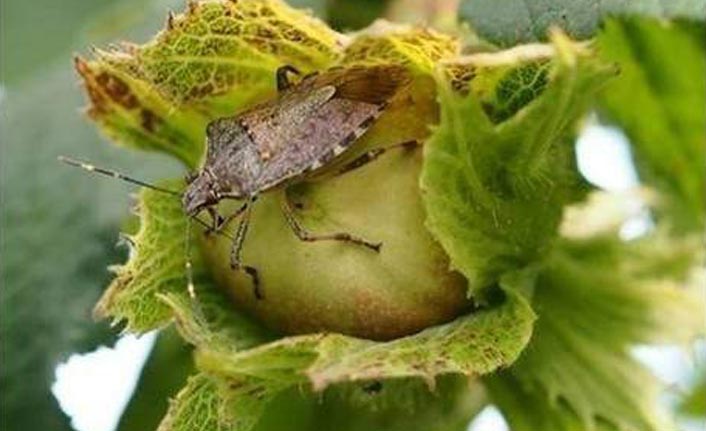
top-left (306, 103), bottom-right (387, 172)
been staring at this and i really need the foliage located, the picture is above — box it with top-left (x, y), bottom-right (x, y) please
top-left (489, 230), bottom-right (704, 431)
top-left (423, 32), bottom-right (613, 293)
top-left (596, 18), bottom-right (706, 233)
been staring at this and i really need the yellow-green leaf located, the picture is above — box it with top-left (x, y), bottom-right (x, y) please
top-left (596, 18), bottom-right (706, 233)
top-left (77, 0), bottom-right (345, 168)
top-left (138, 0), bottom-right (344, 107)
top-left (490, 229), bottom-right (704, 431)
top-left (94, 181), bottom-right (191, 331)
top-left (163, 283), bottom-right (533, 431)
top-left (340, 22), bottom-right (459, 72)
top-left (76, 56), bottom-right (207, 167)
top-left (421, 33), bottom-right (615, 294)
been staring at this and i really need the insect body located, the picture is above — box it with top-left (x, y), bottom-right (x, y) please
top-left (62, 64), bottom-right (416, 300)
top-left (183, 65), bottom-right (409, 212)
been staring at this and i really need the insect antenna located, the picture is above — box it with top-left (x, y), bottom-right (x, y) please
top-left (185, 217), bottom-right (197, 300)
top-left (59, 155), bottom-right (236, 320)
top-left (58, 156), bottom-right (181, 196)
top-left (183, 216), bottom-right (207, 324)
top-left (184, 213), bottom-right (241, 325)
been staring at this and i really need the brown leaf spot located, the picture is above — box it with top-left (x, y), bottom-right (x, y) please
top-left (256, 27), bottom-right (275, 39)
top-left (244, 386), bottom-right (266, 398)
top-left (445, 64), bottom-right (476, 96)
top-left (75, 57), bottom-right (108, 116)
top-left (140, 109), bottom-right (162, 133)
top-left (284, 28), bottom-right (305, 42)
top-left (187, 82), bottom-right (215, 100)
top-left (228, 379), bottom-right (246, 390)
top-left (96, 72), bottom-right (139, 109)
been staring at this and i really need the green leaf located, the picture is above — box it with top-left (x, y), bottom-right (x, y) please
top-left (157, 276), bottom-right (533, 431)
top-left (596, 18), bottom-right (706, 233)
top-left (93, 181), bottom-right (191, 331)
top-left (136, 1), bottom-right (342, 108)
top-left (458, 0), bottom-right (706, 47)
top-left (486, 373), bottom-right (620, 431)
top-left (75, 56), bottom-right (208, 168)
top-left (157, 373), bottom-right (234, 431)
top-left (339, 22), bottom-right (459, 72)
top-left (489, 230), bottom-right (704, 431)
top-left (292, 376), bottom-right (486, 431)
top-left (95, 183), bottom-right (273, 346)
top-left (160, 287), bottom-right (275, 352)
top-left (421, 33), bottom-right (615, 293)
top-left (163, 374), bottom-right (485, 431)
top-left (326, 0), bottom-right (390, 31)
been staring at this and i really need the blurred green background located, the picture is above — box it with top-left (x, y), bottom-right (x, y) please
top-left (1, 1), bottom-right (183, 430)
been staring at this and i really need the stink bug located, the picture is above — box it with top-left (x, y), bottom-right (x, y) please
top-left (62, 64), bottom-right (417, 300)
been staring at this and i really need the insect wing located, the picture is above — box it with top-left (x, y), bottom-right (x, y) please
top-left (240, 85), bottom-right (337, 162)
top-left (256, 66), bottom-right (409, 190)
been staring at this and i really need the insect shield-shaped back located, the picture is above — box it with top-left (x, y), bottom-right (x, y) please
top-left (185, 64), bottom-right (412, 211)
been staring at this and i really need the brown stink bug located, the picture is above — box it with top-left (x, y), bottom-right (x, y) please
top-left (61, 64), bottom-right (417, 300)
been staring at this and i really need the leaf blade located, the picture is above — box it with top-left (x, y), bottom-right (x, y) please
top-left (596, 18), bottom-right (706, 233)
top-left (175, 284), bottom-right (534, 431)
top-left (422, 33), bottom-right (614, 293)
top-left (490, 230), bottom-right (704, 431)
top-left (78, 0), bottom-right (345, 168)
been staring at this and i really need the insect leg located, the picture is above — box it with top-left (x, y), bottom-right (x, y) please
top-left (276, 65), bottom-right (301, 92)
top-left (204, 202), bottom-right (248, 236)
top-left (281, 192), bottom-right (382, 252)
top-left (337, 140), bottom-right (420, 176)
top-left (229, 197), bottom-right (262, 299)
top-left (204, 207), bottom-right (223, 234)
